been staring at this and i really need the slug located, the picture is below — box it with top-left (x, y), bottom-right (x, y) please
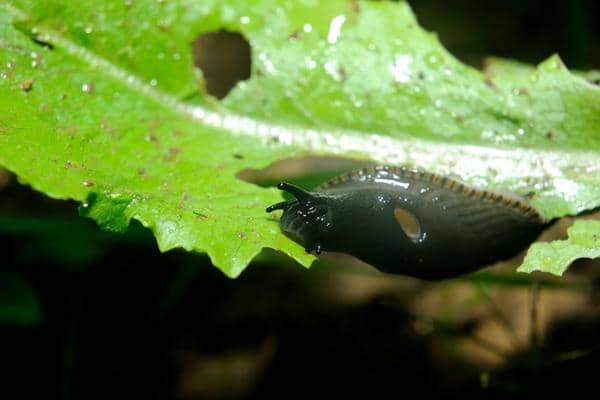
top-left (265, 165), bottom-right (549, 279)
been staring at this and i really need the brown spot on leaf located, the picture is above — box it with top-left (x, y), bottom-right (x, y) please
top-left (145, 133), bottom-right (160, 147)
top-left (233, 153), bottom-right (244, 159)
top-left (81, 82), bottom-right (94, 94)
top-left (83, 179), bottom-right (95, 187)
top-left (62, 125), bottom-right (80, 135)
top-left (100, 118), bottom-right (115, 136)
top-left (137, 167), bottom-right (147, 176)
top-left (483, 78), bottom-right (497, 91)
top-left (193, 211), bottom-right (208, 221)
top-left (145, 121), bottom-right (161, 146)
top-left (338, 65), bottom-right (347, 82)
top-left (157, 22), bottom-right (171, 32)
top-left (21, 79), bottom-right (33, 92)
top-left (164, 147), bottom-right (181, 161)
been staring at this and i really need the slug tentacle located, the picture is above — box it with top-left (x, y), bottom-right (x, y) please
top-left (277, 182), bottom-right (314, 202)
top-left (266, 181), bottom-right (319, 212)
top-left (265, 201), bottom-right (294, 213)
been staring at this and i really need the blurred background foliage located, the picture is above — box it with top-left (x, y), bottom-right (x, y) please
top-left (1, 0), bottom-right (599, 398)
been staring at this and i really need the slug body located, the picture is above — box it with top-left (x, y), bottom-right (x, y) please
top-left (266, 166), bottom-right (548, 280)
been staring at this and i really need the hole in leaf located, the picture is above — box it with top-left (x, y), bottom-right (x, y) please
top-left (192, 30), bottom-right (251, 99)
top-left (237, 156), bottom-right (374, 190)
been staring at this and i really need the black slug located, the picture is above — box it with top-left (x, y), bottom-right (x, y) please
top-left (265, 166), bottom-right (549, 279)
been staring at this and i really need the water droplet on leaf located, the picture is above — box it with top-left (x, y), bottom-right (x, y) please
top-left (81, 82), bottom-right (94, 93)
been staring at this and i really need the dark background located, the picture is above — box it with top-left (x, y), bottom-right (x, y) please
top-left (1, 1), bottom-right (599, 399)
top-left (412, 0), bottom-right (599, 70)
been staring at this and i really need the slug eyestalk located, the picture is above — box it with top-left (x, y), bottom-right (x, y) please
top-left (265, 182), bottom-right (317, 212)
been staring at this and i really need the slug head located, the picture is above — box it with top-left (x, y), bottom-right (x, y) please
top-left (266, 182), bottom-right (332, 254)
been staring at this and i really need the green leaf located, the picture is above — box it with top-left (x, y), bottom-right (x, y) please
top-left (0, 269), bottom-right (42, 325)
top-left (518, 220), bottom-right (600, 276)
top-left (0, 1), bottom-right (599, 277)
top-left (79, 191), bottom-right (134, 233)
